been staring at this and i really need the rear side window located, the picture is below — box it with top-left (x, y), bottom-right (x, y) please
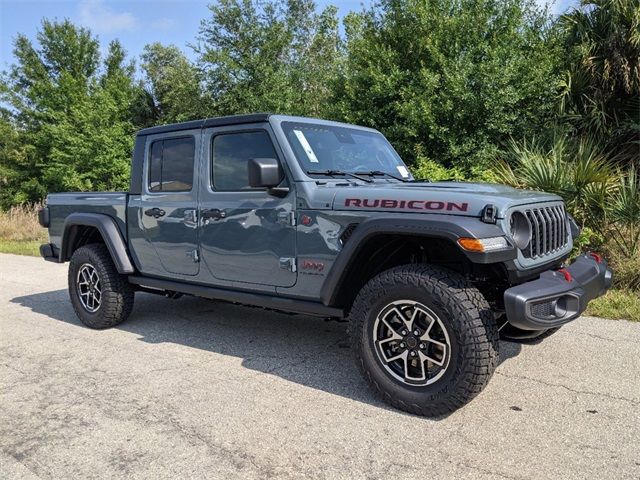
top-left (148, 137), bottom-right (195, 192)
top-left (211, 131), bottom-right (278, 190)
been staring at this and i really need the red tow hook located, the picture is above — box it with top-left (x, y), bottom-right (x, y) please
top-left (557, 268), bottom-right (572, 282)
top-left (589, 252), bottom-right (602, 264)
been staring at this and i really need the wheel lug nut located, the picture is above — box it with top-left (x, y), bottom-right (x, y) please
top-left (410, 351), bottom-right (417, 357)
top-left (400, 342), bottom-right (406, 348)
top-left (419, 343), bottom-right (426, 349)
top-left (414, 330), bottom-right (420, 336)
top-left (402, 330), bottom-right (408, 335)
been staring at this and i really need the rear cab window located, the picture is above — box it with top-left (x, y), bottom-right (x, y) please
top-left (148, 137), bottom-right (195, 192)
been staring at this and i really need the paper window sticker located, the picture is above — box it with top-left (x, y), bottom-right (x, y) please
top-left (293, 130), bottom-right (319, 163)
top-left (397, 165), bottom-right (410, 178)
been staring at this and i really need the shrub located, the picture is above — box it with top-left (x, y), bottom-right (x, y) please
top-left (411, 157), bottom-right (466, 182)
top-left (606, 165), bottom-right (640, 258)
top-left (493, 135), bottom-right (616, 228)
top-left (602, 240), bottom-right (640, 291)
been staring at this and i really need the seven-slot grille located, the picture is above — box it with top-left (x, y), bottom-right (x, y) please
top-left (522, 205), bottom-right (569, 259)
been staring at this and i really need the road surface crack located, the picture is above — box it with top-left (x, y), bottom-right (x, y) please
top-left (496, 371), bottom-right (639, 406)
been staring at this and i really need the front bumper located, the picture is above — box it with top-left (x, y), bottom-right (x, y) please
top-left (504, 253), bottom-right (612, 330)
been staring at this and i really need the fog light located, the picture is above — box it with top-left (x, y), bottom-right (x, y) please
top-left (553, 298), bottom-right (567, 317)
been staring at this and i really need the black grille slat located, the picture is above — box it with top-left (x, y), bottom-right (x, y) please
top-left (542, 208), bottom-right (551, 252)
top-left (557, 205), bottom-right (566, 245)
top-left (537, 210), bottom-right (547, 254)
top-left (527, 211), bottom-right (540, 258)
top-left (552, 208), bottom-right (557, 251)
top-left (547, 208), bottom-right (556, 251)
top-left (519, 204), bottom-right (569, 259)
top-left (553, 205), bottom-right (562, 248)
top-left (554, 206), bottom-right (563, 249)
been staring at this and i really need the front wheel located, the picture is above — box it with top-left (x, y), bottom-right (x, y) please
top-left (68, 244), bottom-right (134, 329)
top-left (349, 264), bottom-right (499, 416)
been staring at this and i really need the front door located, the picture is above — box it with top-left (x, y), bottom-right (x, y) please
top-left (198, 124), bottom-right (297, 288)
top-left (139, 131), bottom-right (200, 276)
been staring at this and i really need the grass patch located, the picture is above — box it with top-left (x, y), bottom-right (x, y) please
top-left (586, 289), bottom-right (640, 322)
top-left (0, 203), bottom-right (47, 241)
top-left (0, 204), bottom-right (48, 256)
top-left (0, 239), bottom-right (43, 256)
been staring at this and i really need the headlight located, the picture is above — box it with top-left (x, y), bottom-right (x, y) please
top-left (508, 211), bottom-right (531, 250)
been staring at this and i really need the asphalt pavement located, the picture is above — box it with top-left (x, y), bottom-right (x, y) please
top-left (1, 253), bottom-right (639, 479)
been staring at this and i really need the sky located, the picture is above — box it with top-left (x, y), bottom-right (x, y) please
top-left (0, 0), bottom-right (577, 71)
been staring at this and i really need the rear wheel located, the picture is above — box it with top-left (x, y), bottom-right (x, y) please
top-left (68, 244), bottom-right (134, 329)
top-left (349, 264), bottom-right (499, 416)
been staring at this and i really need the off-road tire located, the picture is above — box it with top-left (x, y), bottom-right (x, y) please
top-left (68, 244), bottom-right (134, 329)
top-left (349, 264), bottom-right (499, 416)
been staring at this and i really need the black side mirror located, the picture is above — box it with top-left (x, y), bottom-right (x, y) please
top-left (248, 158), bottom-right (283, 188)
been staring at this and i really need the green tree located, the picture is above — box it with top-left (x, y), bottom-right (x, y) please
top-left (0, 20), bottom-right (140, 202)
top-left (0, 111), bottom-right (42, 208)
top-left (195, 0), bottom-right (341, 116)
top-left (560, 0), bottom-right (640, 163)
top-left (334, 0), bottom-right (563, 174)
top-left (140, 43), bottom-right (206, 124)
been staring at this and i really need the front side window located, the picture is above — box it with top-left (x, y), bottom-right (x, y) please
top-left (281, 122), bottom-right (410, 179)
top-left (148, 137), bottom-right (195, 192)
top-left (212, 131), bottom-right (278, 190)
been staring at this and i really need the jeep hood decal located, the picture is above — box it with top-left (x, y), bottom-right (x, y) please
top-left (330, 182), bottom-right (563, 218)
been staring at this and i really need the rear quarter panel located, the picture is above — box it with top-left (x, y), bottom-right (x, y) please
top-left (45, 192), bottom-right (128, 248)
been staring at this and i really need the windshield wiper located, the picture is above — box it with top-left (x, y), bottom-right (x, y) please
top-left (409, 178), bottom-right (433, 183)
top-left (354, 170), bottom-right (409, 182)
top-left (306, 169), bottom-right (373, 183)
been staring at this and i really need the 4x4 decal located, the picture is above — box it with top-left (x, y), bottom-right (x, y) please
top-left (345, 198), bottom-right (468, 212)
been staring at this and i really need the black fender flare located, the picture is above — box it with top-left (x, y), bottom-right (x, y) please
top-left (60, 213), bottom-right (135, 274)
top-left (320, 215), bottom-right (516, 306)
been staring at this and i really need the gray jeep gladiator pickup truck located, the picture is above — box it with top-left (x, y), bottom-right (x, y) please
top-left (39, 114), bottom-right (612, 415)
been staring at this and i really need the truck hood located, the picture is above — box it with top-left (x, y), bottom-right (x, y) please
top-left (330, 181), bottom-right (563, 218)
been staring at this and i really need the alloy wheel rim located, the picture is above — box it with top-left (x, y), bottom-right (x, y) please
top-left (77, 263), bottom-right (102, 313)
top-left (373, 300), bottom-right (451, 386)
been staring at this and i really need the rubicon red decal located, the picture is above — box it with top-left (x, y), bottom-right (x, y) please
top-left (344, 198), bottom-right (469, 212)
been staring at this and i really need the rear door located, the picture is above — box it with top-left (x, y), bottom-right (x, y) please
top-left (198, 123), bottom-right (297, 287)
top-left (139, 130), bottom-right (200, 276)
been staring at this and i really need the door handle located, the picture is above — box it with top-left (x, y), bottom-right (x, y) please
top-left (201, 208), bottom-right (226, 224)
top-left (144, 207), bottom-right (166, 219)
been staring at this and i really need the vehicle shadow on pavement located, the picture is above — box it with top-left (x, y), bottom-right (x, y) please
top-left (11, 289), bottom-right (522, 416)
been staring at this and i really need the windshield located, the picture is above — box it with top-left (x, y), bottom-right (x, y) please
top-left (281, 122), bottom-right (411, 180)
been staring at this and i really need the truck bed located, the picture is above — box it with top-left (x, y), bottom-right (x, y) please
top-left (45, 192), bottom-right (129, 247)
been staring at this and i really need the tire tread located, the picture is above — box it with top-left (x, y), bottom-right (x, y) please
top-left (68, 244), bottom-right (134, 329)
top-left (348, 264), bottom-right (499, 416)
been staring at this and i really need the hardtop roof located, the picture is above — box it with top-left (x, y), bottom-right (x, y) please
top-left (137, 113), bottom-right (379, 136)
top-left (136, 113), bottom-right (272, 136)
